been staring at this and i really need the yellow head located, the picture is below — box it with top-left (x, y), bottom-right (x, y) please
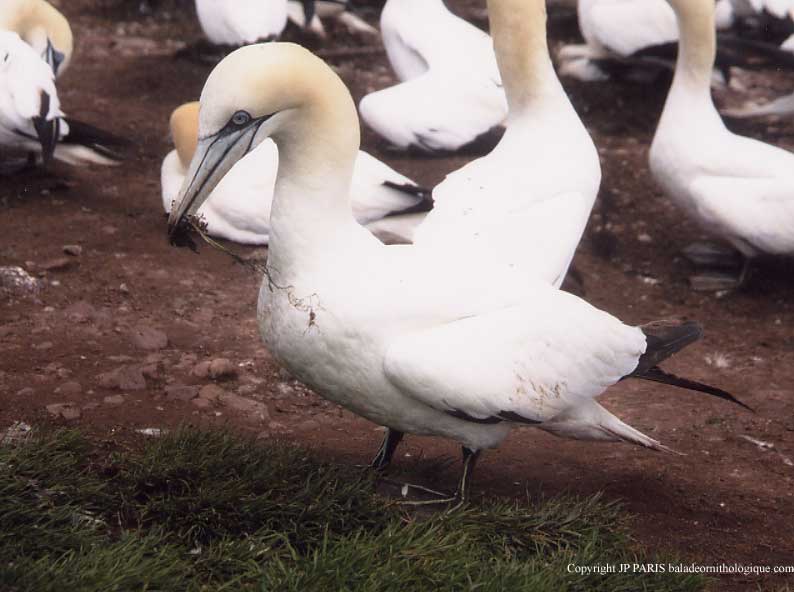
top-left (169, 102), bottom-right (199, 168)
top-left (167, 42), bottom-right (359, 238)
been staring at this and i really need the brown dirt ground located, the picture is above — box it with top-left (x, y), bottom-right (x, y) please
top-left (2, 1), bottom-right (794, 590)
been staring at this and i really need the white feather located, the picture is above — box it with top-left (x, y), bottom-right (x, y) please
top-left (359, 0), bottom-right (507, 152)
top-left (196, 0), bottom-right (288, 45)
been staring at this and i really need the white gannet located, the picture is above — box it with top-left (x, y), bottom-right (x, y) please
top-left (167, 40), bottom-right (746, 500)
top-left (412, 0), bottom-right (601, 287)
top-left (0, 31), bottom-right (123, 167)
top-left (286, 0), bottom-right (378, 38)
top-left (559, 0), bottom-right (736, 82)
top-left (196, 0), bottom-right (303, 45)
top-left (0, 0), bottom-right (72, 76)
top-left (358, 0), bottom-right (507, 153)
top-left (162, 102), bottom-right (432, 245)
top-left (650, 0), bottom-right (794, 286)
top-left (0, 1), bottom-right (125, 167)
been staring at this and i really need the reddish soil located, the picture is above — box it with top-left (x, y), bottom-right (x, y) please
top-left (2, 1), bottom-right (793, 590)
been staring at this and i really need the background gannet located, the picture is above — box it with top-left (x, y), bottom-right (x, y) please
top-left (167, 38), bottom-right (746, 503)
top-left (0, 0), bottom-right (72, 75)
top-left (161, 102), bottom-right (432, 245)
top-left (650, 0), bottom-right (794, 287)
top-left (0, 32), bottom-right (125, 167)
top-left (358, 0), bottom-right (507, 152)
top-left (195, 0), bottom-right (297, 46)
top-left (412, 0), bottom-right (601, 288)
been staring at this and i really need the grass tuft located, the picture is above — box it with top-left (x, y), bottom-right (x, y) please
top-left (0, 428), bottom-right (708, 591)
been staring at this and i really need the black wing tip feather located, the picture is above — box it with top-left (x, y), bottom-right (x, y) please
top-left (636, 366), bottom-right (754, 413)
top-left (636, 320), bottom-right (703, 374)
top-left (62, 117), bottom-right (132, 160)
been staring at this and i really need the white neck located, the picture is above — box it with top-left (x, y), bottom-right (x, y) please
top-left (665, 1), bottom-right (721, 123)
top-left (488, 0), bottom-right (564, 116)
top-left (266, 102), bottom-right (361, 280)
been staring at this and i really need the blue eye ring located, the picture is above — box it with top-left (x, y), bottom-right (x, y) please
top-left (231, 110), bottom-right (251, 126)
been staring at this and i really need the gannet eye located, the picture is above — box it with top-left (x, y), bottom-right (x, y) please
top-left (231, 111), bottom-right (251, 126)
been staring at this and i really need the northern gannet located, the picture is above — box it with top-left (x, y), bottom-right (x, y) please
top-left (0, 0), bottom-right (126, 167)
top-left (167, 41), bottom-right (746, 501)
top-left (358, 0), bottom-right (507, 152)
top-left (412, 0), bottom-right (601, 287)
top-left (162, 102), bottom-right (432, 245)
top-left (0, 0), bottom-right (72, 75)
top-left (650, 0), bottom-right (794, 286)
top-left (0, 32), bottom-right (123, 167)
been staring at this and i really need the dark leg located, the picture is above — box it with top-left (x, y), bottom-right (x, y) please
top-left (369, 428), bottom-right (404, 471)
top-left (455, 447), bottom-right (480, 506)
top-left (398, 446), bottom-right (481, 508)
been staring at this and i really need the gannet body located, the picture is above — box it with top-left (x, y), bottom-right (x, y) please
top-left (195, 0), bottom-right (289, 45)
top-left (162, 102), bottom-right (430, 245)
top-left (168, 3), bottom-right (744, 500)
top-left (414, 0), bottom-right (601, 287)
top-left (358, 0), bottom-right (507, 152)
top-left (650, 0), bottom-right (794, 262)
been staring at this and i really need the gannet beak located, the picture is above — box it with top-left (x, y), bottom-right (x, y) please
top-left (167, 122), bottom-right (262, 244)
top-left (44, 38), bottom-right (65, 76)
top-left (32, 91), bottom-right (59, 165)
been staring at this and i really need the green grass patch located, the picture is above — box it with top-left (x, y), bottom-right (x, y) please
top-left (0, 428), bottom-right (707, 591)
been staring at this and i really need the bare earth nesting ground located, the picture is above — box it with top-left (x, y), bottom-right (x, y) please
top-left (2, 1), bottom-right (794, 590)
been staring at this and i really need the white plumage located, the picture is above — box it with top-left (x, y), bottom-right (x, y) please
top-left (0, 31), bottom-right (61, 156)
top-left (650, 0), bottom-right (794, 259)
top-left (195, 0), bottom-right (288, 45)
top-left (413, 1), bottom-right (601, 287)
top-left (358, 0), bottom-right (507, 152)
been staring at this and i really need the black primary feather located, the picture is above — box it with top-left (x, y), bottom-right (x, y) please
top-left (61, 117), bottom-right (131, 161)
top-left (628, 320), bottom-right (752, 412)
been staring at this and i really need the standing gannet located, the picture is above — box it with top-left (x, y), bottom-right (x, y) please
top-left (650, 0), bottom-right (794, 287)
top-left (0, 0), bottom-right (72, 75)
top-left (412, 0), bottom-right (600, 287)
top-left (162, 102), bottom-right (432, 245)
top-left (167, 42), bottom-right (746, 501)
top-left (358, 0), bottom-right (507, 152)
top-left (196, 0), bottom-right (315, 45)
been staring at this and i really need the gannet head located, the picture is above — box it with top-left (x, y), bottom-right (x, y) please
top-left (169, 102), bottom-right (199, 168)
top-left (167, 42), bottom-right (358, 241)
top-left (0, 31), bottom-right (62, 163)
top-left (1, 0), bottom-right (73, 75)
